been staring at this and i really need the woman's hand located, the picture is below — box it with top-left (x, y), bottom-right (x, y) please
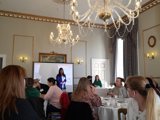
top-left (40, 94), bottom-right (45, 99)
top-left (107, 92), bottom-right (115, 97)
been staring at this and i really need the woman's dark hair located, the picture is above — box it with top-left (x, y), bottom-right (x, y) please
top-left (58, 68), bottom-right (65, 76)
top-left (25, 77), bottom-right (34, 87)
top-left (116, 77), bottom-right (125, 82)
top-left (87, 75), bottom-right (92, 85)
top-left (47, 77), bottom-right (56, 85)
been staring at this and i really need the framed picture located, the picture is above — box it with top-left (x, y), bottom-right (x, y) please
top-left (39, 53), bottom-right (67, 63)
top-left (148, 35), bottom-right (156, 47)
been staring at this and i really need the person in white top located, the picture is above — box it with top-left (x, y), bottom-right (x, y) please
top-left (108, 77), bottom-right (128, 98)
top-left (42, 77), bottom-right (63, 118)
top-left (125, 76), bottom-right (160, 120)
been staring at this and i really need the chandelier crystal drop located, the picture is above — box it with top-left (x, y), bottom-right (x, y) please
top-left (70, 0), bottom-right (142, 37)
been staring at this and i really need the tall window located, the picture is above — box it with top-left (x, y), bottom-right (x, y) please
top-left (115, 38), bottom-right (124, 78)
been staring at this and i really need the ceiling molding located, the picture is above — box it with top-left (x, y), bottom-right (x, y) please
top-left (140, 0), bottom-right (160, 13)
top-left (0, 0), bottom-right (159, 29)
top-left (0, 10), bottom-right (104, 29)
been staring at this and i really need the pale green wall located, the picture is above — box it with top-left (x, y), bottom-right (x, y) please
top-left (138, 4), bottom-right (160, 77)
top-left (1, 4), bottom-right (159, 83)
top-left (0, 16), bottom-right (110, 79)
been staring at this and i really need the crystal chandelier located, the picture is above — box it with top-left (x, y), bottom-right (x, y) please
top-left (70, 0), bottom-right (142, 37)
top-left (49, 0), bottom-right (80, 46)
top-left (50, 24), bottom-right (80, 45)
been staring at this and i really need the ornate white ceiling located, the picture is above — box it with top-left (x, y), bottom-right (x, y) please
top-left (0, 0), bottom-right (151, 24)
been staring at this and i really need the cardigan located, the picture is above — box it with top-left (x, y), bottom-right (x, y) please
top-left (93, 80), bottom-right (102, 87)
top-left (0, 98), bottom-right (40, 120)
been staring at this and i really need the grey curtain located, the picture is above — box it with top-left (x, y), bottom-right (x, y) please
top-left (109, 30), bottom-right (117, 84)
top-left (109, 19), bottom-right (138, 82)
top-left (123, 19), bottom-right (138, 79)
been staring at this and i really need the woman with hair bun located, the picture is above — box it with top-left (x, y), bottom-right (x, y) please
top-left (125, 76), bottom-right (160, 120)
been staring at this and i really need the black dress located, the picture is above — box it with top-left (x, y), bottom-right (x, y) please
top-left (0, 98), bottom-right (40, 120)
top-left (27, 97), bottom-right (46, 120)
top-left (65, 101), bottom-right (94, 120)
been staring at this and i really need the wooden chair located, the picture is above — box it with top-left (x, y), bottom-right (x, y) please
top-left (118, 108), bottom-right (127, 120)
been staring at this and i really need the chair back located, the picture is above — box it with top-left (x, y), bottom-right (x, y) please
top-left (66, 101), bottom-right (93, 120)
top-left (118, 108), bottom-right (127, 120)
top-left (27, 97), bottom-right (45, 120)
top-left (59, 92), bottom-right (70, 120)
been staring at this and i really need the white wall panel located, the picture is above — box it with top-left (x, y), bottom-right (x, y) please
top-left (12, 35), bottom-right (34, 77)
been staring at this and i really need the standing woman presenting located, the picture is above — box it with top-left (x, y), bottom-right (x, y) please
top-left (56, 68), bottom-right (67, 90)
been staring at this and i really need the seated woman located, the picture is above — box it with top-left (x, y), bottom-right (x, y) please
top-left (42, 77), bottom-right (63, 118)
top-left (25, 78), bottom-right (45, 120)
top-left (108, 77), bottom-right (128, 98)
top-left (87, 75), bottom-right (93, 84)
top-left (0, 65), bottom-right (39, 120)
top-left (25, 77), bottom-right (40, 98)
top-left (34, 78), bottom-right (49, 94)
top-left (66, 77), bottom-right (102, 120)
top-left (125, 76), bottom-right (160, 120)
top-left (93, 75), bottom-right (102, 88)
top-left (66, 101), bottom-right (93, 120)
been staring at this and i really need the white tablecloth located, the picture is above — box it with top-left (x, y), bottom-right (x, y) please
top-left (98, 98), bottom-right (128, 120)
top-left (95, 88), bottom-right (108, 97)
top-left (98, 105), bottom-right (120, 120)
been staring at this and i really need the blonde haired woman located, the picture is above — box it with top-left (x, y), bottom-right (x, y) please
top-left (125, 76), bottom-right (160, 120)
top-left (0, 65), bottom-right (39, 120)
top-left (66, 77), bottom-right (101, 120)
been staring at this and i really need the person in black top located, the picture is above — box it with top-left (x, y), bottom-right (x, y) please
top-left (66, 101), bottom-right (93, 120)
top-left (87, 75), bottom-right (93, 85)
top-left (39, 83), bottom-right (49, 94)
top-left (0, 65), bottom-right (40, 120)
top-left (34, 78), bottom-right (49, 94)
